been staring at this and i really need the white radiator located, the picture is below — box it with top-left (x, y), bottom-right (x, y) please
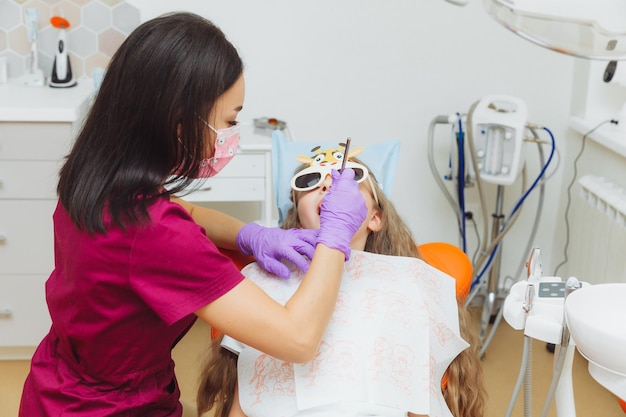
top-left (566, 175), bottom-right (626, 284)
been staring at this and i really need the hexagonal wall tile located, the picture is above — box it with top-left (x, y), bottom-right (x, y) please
top-left (101, 0), bottom-right (123, 7)
top-left (8, 26), bottom-right (30, 56)
top-left (98, 27), bottom-right (124, 58)
top-left (66, 50), bottom-right (82, 77)
top-left (68, 26), bottom-right (96, 57)
top-left (2, 0), bottom-right (138, 81)
top-left (84, 51), bottom-right (108, 76)
top-left (112, 2), bottom-right (139, 35)
top-left (3, 50), bottom-right (25, 78)
top-left (83, 2), bottom-right (111, 33)
top-left (38, 25), bottom-right (58, 58)
top-left (0, 1), bottom-right (22, 31)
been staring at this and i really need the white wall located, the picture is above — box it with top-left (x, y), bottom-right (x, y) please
top-left (128, 0), bottom-right (577, 280)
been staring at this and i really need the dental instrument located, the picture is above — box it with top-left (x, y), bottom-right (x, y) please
top-left (22, 8), bottom-right (45, 87)
top-left (340, 138), bottom-right (352, 173)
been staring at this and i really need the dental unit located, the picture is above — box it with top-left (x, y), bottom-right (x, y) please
top-left (503, 248), bottom-right (626, 417)
top-left (428, 95), bottom-right (557, 357)
top-left (503, 248), bottom-right (585, 417)
top-left (434, 2), bottom-right (626, 414)
top-left (22, 8), bottom-right (45, 87)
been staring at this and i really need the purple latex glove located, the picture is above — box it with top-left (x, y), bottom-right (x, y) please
top-left (237, 222), bottom-right (319, 279)
top-left (317, 168), bottom-right (368, 260)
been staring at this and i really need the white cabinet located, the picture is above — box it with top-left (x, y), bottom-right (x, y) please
top-left (0, 81), bottom-right (93, 359)
top-left (0, 83), bottom-right (275, 359)
top-left (0, 121), bottom-right (76, 359)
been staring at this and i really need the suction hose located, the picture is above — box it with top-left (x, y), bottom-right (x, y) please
top-left (539, 277), bottom-right (582, 417)
top-left (504, 335), bottom-right (533, 417)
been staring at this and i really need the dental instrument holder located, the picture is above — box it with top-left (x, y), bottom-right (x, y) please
top-left (469, 95), bottom-right (527, 186)
top-left (503, 248), bottom-right (586, 417)
top-left (23, 8), bottom-right (45, 87)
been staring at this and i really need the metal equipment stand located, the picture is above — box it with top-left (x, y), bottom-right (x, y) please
top-left (466, 185), bottom-right (510, 357)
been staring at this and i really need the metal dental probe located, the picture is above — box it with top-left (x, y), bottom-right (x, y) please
top-left (340, 137), bottom-right (351, 173)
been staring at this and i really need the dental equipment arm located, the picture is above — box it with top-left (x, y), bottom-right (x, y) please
top-left (427, 115), bottom-right (465, 234)
top-left (444, 0), bottom-right (626, 60)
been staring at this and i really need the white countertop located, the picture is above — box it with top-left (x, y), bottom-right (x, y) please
top-left (0, 79), bottom-right (277, 153)
top-left (0, 78), bottom-right (94, 123)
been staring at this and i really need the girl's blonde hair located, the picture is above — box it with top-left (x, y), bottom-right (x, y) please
top-left (197, 158), bottom-right (485, 417)
top-left (196, 338), bottom-right (237, 417)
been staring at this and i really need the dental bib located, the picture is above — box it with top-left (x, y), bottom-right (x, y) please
top-left (222, 251), bottom-right (468, 417)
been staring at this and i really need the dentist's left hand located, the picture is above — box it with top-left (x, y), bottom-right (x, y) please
top-left (236, 223), bottom-right (319, 279)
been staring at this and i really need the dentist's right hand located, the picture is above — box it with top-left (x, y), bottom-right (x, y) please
top-left (317, 168), bottom-right (368, 260)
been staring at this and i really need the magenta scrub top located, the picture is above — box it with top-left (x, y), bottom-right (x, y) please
top-left (19, 197), bottom-right (244, 416)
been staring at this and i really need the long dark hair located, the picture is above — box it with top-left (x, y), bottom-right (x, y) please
top-left (58, 12), bottom-right (243, 233)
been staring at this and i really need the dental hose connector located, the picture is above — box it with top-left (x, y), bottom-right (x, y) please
top-left (525, 122), bottom-right (544, 130)
top-left (433, 115), bottom-right (458, 125)
top-left (565, 277), bottom-right (582, 294)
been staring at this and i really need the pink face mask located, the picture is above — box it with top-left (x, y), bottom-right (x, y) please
top-left (197, 122), bottom-right (240, 178)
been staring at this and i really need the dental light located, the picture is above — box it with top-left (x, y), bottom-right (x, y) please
top-left (445, 0), bottom-right (626, 60)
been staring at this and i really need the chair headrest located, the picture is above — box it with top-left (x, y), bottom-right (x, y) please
top-left (272, 130), bottom-right (401, 224)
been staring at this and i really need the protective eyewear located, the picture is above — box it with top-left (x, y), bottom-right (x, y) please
top-left (290, 162), bottom-right (369, 192)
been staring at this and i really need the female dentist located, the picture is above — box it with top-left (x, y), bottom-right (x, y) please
top-left (18, 12), bottom-right (367, 417)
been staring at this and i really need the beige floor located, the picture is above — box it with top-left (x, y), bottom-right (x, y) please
top-left (1, 317), bottom-right (624, 417)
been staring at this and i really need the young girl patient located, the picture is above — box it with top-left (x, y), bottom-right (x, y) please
top-left (197, 151), bottom-right (485, 417)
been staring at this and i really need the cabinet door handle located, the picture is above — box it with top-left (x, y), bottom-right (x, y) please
top-left (198, 186), bottom-right (212, 192)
